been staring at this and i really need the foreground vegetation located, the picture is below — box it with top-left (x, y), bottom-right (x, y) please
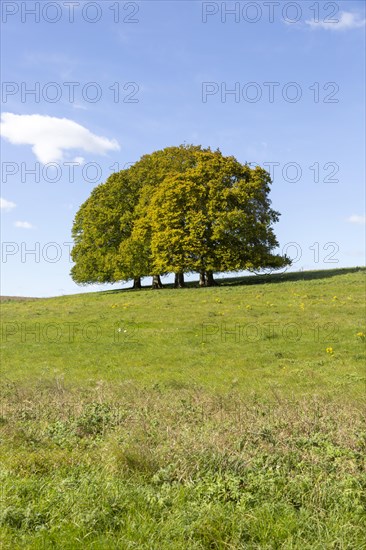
top-left (1, 268), bottom-right (365, 548)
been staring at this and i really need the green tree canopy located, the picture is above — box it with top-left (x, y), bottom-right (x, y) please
top-left (71, 145), bottom-right (290, 288)
top-left (71, 169), bottom-right (140, 284)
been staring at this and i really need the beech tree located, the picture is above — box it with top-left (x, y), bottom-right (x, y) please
top-left (114, 144), bottom-right (209, 288)
top-left (140, 150), bottom-right (289, 285)
top-left (71, 145), bottom-right (207, 288)
top-left (71, 169), bottom-right (142, 288)
top-left (70, 145), bottom-right (290, 288)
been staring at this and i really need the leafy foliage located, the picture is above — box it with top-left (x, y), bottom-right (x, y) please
top-left (71, 145), bottom-right (290, 286)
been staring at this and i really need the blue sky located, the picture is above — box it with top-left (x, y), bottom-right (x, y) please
top-left (1, 0), bottom-right (365, 297)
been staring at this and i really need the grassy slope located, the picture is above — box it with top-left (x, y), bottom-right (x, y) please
top-left (1, 267), bottom-right (365, 397)
top-left (0, 268), bottom-right (365, 548)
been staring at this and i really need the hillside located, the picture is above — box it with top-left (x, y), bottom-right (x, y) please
top-left (1, 267), bottom-right (365, 397)
top-left (0, 268), bottom-right (365, 548)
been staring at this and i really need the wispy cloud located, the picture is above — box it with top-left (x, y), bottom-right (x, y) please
top-left (306, 11), bottom-right (366, 31)
top-left (347, 215), bottom-right (366, 225)
top-left (14, 221), bottom-right (33, 229)
top-left (0, 113), bottom-right (120, 164)
top-left (0, 197), bottom-right (16, 211)
top-left (72, 103), bottom-right (88, 111)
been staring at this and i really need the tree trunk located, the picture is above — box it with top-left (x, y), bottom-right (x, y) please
top-left (151, 275), bottom-right (163, 289)
top-left (132, 277), bottom-right (141, 289)
top-left (206, 270), bottom-right (217, 287)
top-left (199, 271), bottom-right (206, 287)
top-left (178, 272), bottom-right (185, 288)
top-left (174, 272), bottom-right (185, 288)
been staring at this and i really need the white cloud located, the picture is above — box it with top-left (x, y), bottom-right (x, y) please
top-left (73, 156), bottom-right (85, 165)
top-left (0, 197), bottom-right (16, 211)
top-left (14, 221), bottom-right (33, 229)
top-left (306, 11), bottom-right (366, 31)
top-left (0, 113), bottom-right (120, 164)
top-left (347, 215), bottom-right (366, 225)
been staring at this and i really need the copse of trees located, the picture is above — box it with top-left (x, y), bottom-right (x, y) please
top-left (71, 145), bottom-right (291, 288)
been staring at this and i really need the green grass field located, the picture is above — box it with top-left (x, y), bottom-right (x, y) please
top-left (1, 267), bottom-right (365, 548)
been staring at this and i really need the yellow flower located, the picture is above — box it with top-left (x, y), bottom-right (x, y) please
top-left (326, 347), bottom-right (334, 355)
top-left (356, 332), bottom-right (365, 340)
